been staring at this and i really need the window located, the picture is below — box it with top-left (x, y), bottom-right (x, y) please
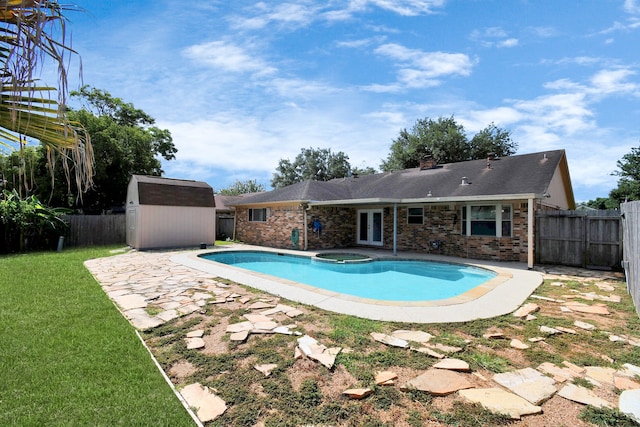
top-left (407, 207), bottom-right (424, 224)
top-left (248, 208), bottom-right (268, 222)
top-left (461, 204), bottom-right (511, 237)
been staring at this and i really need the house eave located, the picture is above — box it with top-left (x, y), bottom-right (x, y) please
top-left (233, 193), bottom-right (546, 209)
top-left (400, 193), bottom-right (543, 204)
top-left (308, 193), bottom-right (543, 207)
top-left (231, 200), bottom-right (309, 208)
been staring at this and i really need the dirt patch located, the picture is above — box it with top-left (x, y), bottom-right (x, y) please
top-left (141, 264), bottom-right (637, 426)
top-left (201, 317), bottom-right (230, 355)
top-left (167, 360), bottom-right (196, 381)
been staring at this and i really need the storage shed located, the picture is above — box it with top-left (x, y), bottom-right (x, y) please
top-left (126, 175), bottom-right (215, 249)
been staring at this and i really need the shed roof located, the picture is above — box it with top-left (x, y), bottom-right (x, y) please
top-left (232, 149), bottom-right (574, 207)
top-left (131, 175), bottom-right (215, 207)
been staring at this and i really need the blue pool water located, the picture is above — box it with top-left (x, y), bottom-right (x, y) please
top-left (200, 251), bottom-right (496, 302)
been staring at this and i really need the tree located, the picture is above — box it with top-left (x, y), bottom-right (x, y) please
top-left (0, 2), bottom-right (93, 196)
top-left (608, 146), bottom-right (640, 205)
top-left (0, 147), bottom-right (41, 198)
top-left (351, 165), bottom-right (377, 176)
top-left (583, 197), bottom-right (618, 210)
top-left (271, 147), bottom-right (352, 188)
top-left (38, 86), bottom-right (176, 213)
top-left (218, 179), bottom-right (265, 196)
top-left (468, 123), bottom-right (517, 160)
top-left (380, 116), bottom-right (517, 171)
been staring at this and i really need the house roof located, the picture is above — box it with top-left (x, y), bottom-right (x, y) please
top-left (214, 192), bottom-right (265, 212)
top-left (131, 175), bottom-right (215, 207)
top-left (232, 149), bottom-right (575, 208)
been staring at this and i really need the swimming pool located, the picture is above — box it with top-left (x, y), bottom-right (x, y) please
top-left (199, 251), bottom-right (497, 302)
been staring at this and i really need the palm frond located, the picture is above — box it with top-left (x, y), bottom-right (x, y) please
top-left (0, 0), bottom-right (93, 197)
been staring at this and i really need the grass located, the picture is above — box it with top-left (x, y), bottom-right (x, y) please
top-left (0, 248), bottom-right (194, 427)
top-left (4, 246), bottom-right (636, 426)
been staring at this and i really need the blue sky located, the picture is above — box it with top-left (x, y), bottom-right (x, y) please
top-left (60, 0), bottom-right (640, 202)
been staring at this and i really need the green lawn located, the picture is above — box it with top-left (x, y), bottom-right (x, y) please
top-left (0, 248), bottom-right (194, 427)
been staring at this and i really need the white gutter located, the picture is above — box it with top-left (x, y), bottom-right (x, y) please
top-left (233, 193), bottom-right (545, 208)
top-left (306, 193), bottom-right (544, 207)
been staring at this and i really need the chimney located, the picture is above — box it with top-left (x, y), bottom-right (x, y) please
top-left (461, 177), bottom-right (469, 185)
top-left (419, 155), bottom-right (437, 170)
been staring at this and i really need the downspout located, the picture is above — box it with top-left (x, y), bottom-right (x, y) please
top-left (528, 197), bottom-right (534, 269)
top-left (303, 204), bottom-right (308, 251)
top-left (393, 203), bottom-right (398, 256)
top-left (232, 208), bottom-right (238, 241)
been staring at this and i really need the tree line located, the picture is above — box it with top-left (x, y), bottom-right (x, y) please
top-left (3, 106), bottom-right (639, 211)
top-left (3, 2), bottom-right (637, 254)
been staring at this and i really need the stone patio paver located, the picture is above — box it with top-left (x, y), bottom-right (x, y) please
top-left (619, 389), bottom-right (640, 423)
top-left (458, 388), bottom-right (542, 419)
top-left (493, 368), bottom-right (557, 405)
top-left (401, 369), bottom-right (473, 396)
top-left (180, 383), bottom-right (227, 423)
top-left (83, 248), bottom-right (631, 425)
top-left (557, 383), bottom-right (612, 408)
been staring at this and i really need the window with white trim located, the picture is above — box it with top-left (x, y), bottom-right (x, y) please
top-left (248, 208), bottom-right (268, 222)
top-left (461, 204), bottom-right (512, 237)
top-left (407, 206), bottom-right (424, 224)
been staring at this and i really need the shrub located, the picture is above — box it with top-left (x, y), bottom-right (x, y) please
top-left (0, 189), bottom-right (69, 252)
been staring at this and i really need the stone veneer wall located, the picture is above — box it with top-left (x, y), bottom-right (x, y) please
top-left (236, 201), bottom-right (533, 262)
top-left (306, 206), bottom-right (356, 249)
top-left (381, 202), bottom-right (531, 262)
top-left (235, 205), bottom-right (357, 250)
top-left (235, 205), bottom-right (305, 250)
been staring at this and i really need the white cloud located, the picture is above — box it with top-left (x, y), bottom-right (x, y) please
top-left (374, 43), bottom-right (474, 88)
top-left (625, 0), bottom-right (640, 14)
top-left (498, 38), bottom-right (519, 48)
top-left (528, 26), bottom-right (561, 38)
top-left (183, 40), bottom-right (277, 75)
top-left (228, 2), bottom-right (318, 30)
top-left (589, 68), bottom-right (639, 96)
top-left (597, 18), bottom-right (640, 35)
top-left (470, 27), bottom-right (518, 48)
top-left (336, 37), bottom-right (386, 48)
top-left (366, 0), bottom-right (447, 16)
top-left (513, 93), bottom-right (595, 135)
top-left (461, 107), bottom-right (523, 132)
top-left (229, 0), bottom-right (446, 29)
top-left (542, 56), bottom-right (603, 66)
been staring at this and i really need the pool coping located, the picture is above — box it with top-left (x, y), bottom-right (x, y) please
top-left (172, 244), bottom-right (544, 323)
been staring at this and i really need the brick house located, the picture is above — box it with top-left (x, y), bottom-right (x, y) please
top-left (231, 150), bottom-right (575, 268)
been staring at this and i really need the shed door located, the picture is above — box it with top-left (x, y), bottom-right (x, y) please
top-left (127, 208), bottom-right (137, 247)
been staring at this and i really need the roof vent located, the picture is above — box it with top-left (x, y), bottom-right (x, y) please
top-left (461, 177), bottom-right (469, 185)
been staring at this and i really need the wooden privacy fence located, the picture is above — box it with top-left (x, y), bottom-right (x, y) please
top-left (63, 215), bottom-right (126, 248)
top-left (621, 201), bottom-right (640, 316)
top-left (216, 216), bottom-right (235, 240)
top-left (535, 210), bottom-right (622, 270)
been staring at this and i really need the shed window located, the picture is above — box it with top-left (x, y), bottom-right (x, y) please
top-left (407, 207), bottom-right (424, 224)
top-left (461, 204), bottom-right (512, 237)
top-left (249, 208), bottom-right (268, 222)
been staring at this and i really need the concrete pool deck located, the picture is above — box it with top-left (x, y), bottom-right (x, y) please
top-left (173, 244), bottom-right (544, 323)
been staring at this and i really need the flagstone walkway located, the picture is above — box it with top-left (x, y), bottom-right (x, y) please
top-left (83, 246), bottom-right (640, 425)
